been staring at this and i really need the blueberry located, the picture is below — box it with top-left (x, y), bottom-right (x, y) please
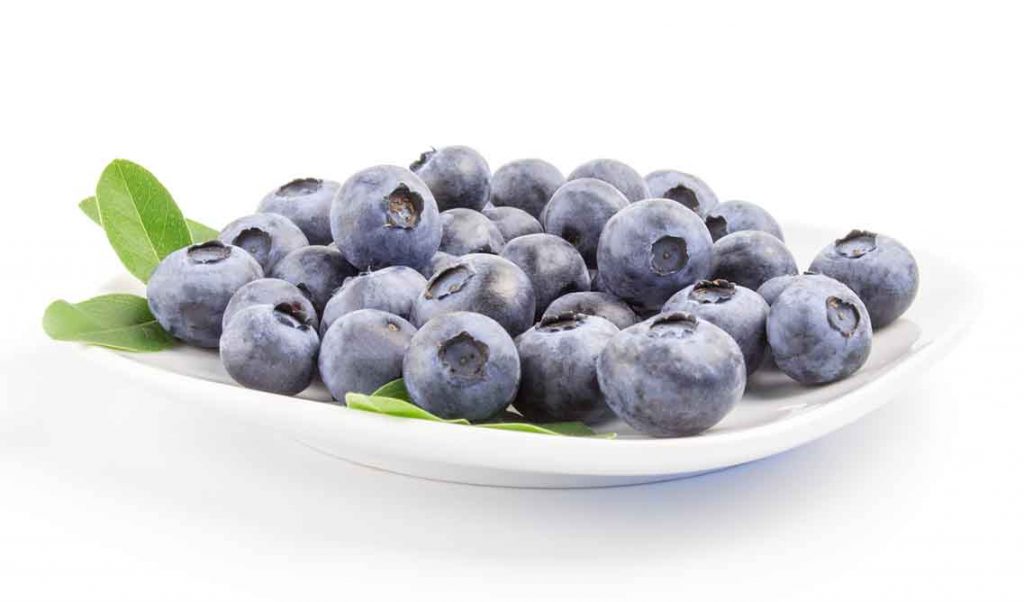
top-left (568, 159), bottom-right (649, 202)
top-left (598, 312), bottom-right (745, 437)
top-left (543, 291), bottom-right (638, 330)
top-left (410, 146), bottom-right (491, 211)
top-left (218, 213), bottom-right (308, 272)
top-left (483, 206), bottom-right (543, 242)
top-left (514, 312), bottom-right (619, 424)
top-left (439, 208), bottom-right (505, 255)
top-left (767, 276), bottom-right (872, 384)
top-left (596, 198), bottom-right (714, 310)
top-left (268, 245), bottom-right (357, 315)
top-left (259, 178), bottom-right (339, 245)
top-left (220, 303), bottom-right (319, 395)
top-left (644, 170), bottom-right (719, 217)
top-left (320, 266), bottom-right (426, 336)
top-left (757, 272), bottom-right (833, 305)
top-left (808, 230), bottom-right (919, 329)
top-left (663, 279), bottom-right (769, 375)
top-left (542, 178), bottom-right (630, 267)
top-left (489, 159), bottom-right (565, 218)
top-left (403, 312), bottom-right (520, 421)
top-left (590, 269), bottom-right (610, 293)
top-left (418, 251), bottom-right (459, 279)
top-left (704, 200), bottom-right (784, 242)
top-left (411, 254), bottom-right (536, 336)
top-left (500, 233), bottom-right (590, 319)
top-left (319, 309), bottom-right (416, 400)
top-left (222, 278), bottom-right (319, 333)
top-left (147, 241), bottom-right (263, 348)
top-left (331, 165), bottom-right (442, 271)
top-left (711, 230), bottom-right (798, 291)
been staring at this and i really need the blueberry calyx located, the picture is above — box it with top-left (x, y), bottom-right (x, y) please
top-left (664, 184), bottom-right (700, 212)
top-left (705, 215), bottom-right (728, 240)
top-left (834, 230), bottom-right (878, 259)
top-left (438, 331), bottom-right (489, 379)
top-left (273, 302), bottom-right (314, 330)
top-left (538, 311), bottom-right (585, 332)
top-left (650, 235), bottom-right (688, 275)
top-left (277, 177), bottom-right (323, 198)
top-left (187, 240), bottom-right (232, 264)
top-left (425, 264), bottom-right (474, 300)
top-left (688, 279), bottom-right (737, 304)
top-left (410, 148), bottom-right (437, 171)
top-left (826, 296), bottom-right (860, 336)
top-left (384, 184), bottom-right (423, 229)
top-left (648, 312), bottom-right (699, 338)
top-left (232, 227), bottom-right (272, 265)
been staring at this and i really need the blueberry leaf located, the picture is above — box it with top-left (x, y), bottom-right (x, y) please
top-left (94, 160), bottom-right (193, 282)
top-left (79, 196), bottom-right (218, 244)
top-left (370, 379), bottom-right (412, 402)
top-left (42, 294), bottom-right (175, 352)
top-left (345, 393), bottom-right (470, 425)
top-left (477, 422), bottom-right (616, 438)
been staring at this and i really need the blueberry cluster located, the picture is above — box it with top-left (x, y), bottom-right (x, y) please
top-left (145, 147), bottom-right (920, 437)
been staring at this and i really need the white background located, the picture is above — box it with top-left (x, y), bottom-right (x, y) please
top-left (1, 1), bottom-right (1021, 600)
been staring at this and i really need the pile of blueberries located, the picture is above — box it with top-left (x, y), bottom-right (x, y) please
top-left (146, 147), bottom-right (919, 437)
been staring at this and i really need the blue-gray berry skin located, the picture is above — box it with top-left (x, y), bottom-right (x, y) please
top-left (568, 159), bottom-right (650, 202)
top-left (411, 254), bottom-right (536, 336)
top-left (410, 146), bottom-right (491, 212)
top-left (542, 178), bottom-right (630, 267)
top-left (500, 233), bottom-right (590, 319)
top-left (147, 241), bottom-right (264, 348)
top-left (259, 178), bottom-right (339, 245)
top-left (757, 273), bottom-right (833, 305)
top-left (319, 309), bottom-right (416, 400)
top-left (222, 278), bottom-right (319, 333)
top-left (644, 170), bottom-right (719, 217)
top-left (218, 213), bottom-right (309, 272)
top-left (768, 276), bottom-right (872, 384)
top-left (483, 206), bottom-right (543, 242)
top-left (597, 312), bottom-right (745, 437)
top-left (489, 159), bottom-right (564, 218)
top-left (808, 230), bottom-right (919, 329)
top-left (331, 165), bottom-right (442, 271)
top-left (705, 200), bottom-right (784, 242)
top-left (219, 303), bottom-right (319, 395)
top-left (403, 311), bottom-right (520, 421)
top-left (663, 279), bottom-right (769, 375)
top-left (320, 266), bottom-right (426, 336)
top-left (543, 291), bottom-right (638, 330)
top-left (269, 245), bottom-right (357, 315)
top-left (596, 198), bottom-right (714, 310)
top-left (711, 230), bottom-right (798, 291)
top-left (418, 251), bottom-right (458, 279)
top-left (514, 312), bottom-right (619, 424)
top-left (439, 208), bottom-right (505, 255)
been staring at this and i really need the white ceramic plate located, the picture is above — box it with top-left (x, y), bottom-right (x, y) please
top-left (83, 224), bottom-right (970, 488)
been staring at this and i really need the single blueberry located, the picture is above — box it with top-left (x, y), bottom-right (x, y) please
top-left (258, 177), bottom-right (339, 245)
top-left (663, 279), bottom-right (769, 375)
top-left (319, 309), bottom-right (417, 400)
top-left (598, 312), bottom-right (746, 437)
top-left (704, 200), bottom-right (784, 242)
top-left (767, 275), bottom-right (873, 384)
top-left (489, 158), bottom-right (565, 218)
top-left (411, 254), bottom-right (536, 336)
top-left (568, 159), bottom-right (650, 202)
top-left (331, 165), bottom-right (442, 271)
top-left (644, 170), bottom-right (719, 217)
top-left (417, 251), bottom-right (459, 279)
top-left (500, 233), bottom-right (590, 319)
top-left (147, 241), bottom-right (263, 348)
top-left (710, 230), bottom-right (798, 291)
top-left (596, 198), bottom-right (714, 310)
top-left (320, 266), bottom-right (426, 336)
top-left (757, 272), bottom-right (833, 306)
top-left (218, 213), bottom-right (309, 272)
top-left (482, 206), bottom-right (543, 242)
top-left (543, 291), bottom-right (638, 330)
top-left (439, 208), bottom-right (506, 255)
top-left (220, 303), bottom-right (319, 395)
top-left (809, 230), bottom-right (919, 329)
top-left (514, 312), bottom-right (619, 424)
top-left (268, 245), bottom-right (357, 315)
top-left (403, 312), bottom-right (520, 421)
top-left (222, 278), bottom-right (319, 333)
top-left (410, 146), bottom-right (491, 211)
top-left (542, 178), bottom-right (630, 267)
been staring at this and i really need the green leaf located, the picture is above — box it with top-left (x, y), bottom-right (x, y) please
top-left (94, 160), bottom-right (193, 281)
top-left (371, 379), bottom-right (412, 402)
top-left (42, 294), bottom-right (175, 352)
top-left (80, 195), bottom-right (218, 244)
top-left (477, 422), bottom-right (615, 438)
top-left (345, 393), bottom-right (470, 425)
